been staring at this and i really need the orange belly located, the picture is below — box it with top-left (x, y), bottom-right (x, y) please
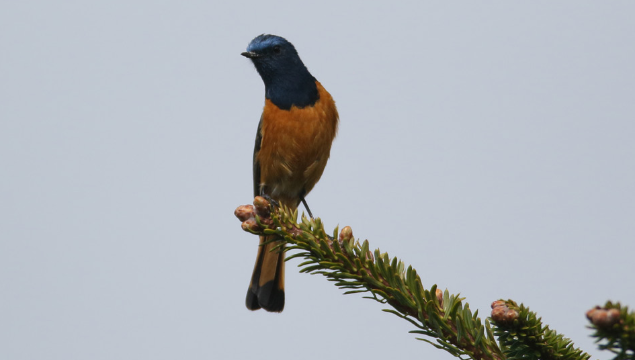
top-left (256, 81), bottom-right (338, 208)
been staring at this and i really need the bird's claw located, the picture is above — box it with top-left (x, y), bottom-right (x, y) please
top-left (260, 193), bottom-right (280, 208)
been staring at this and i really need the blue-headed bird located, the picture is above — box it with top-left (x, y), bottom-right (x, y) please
top-left (242, 34), bottom-right (338, 312)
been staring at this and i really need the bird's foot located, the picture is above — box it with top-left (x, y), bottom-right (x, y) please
top-left (260, 193), bottom-right (280, 208)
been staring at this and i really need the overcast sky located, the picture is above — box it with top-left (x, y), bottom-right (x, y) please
top-left (1, 1), bottom-right (634, 359)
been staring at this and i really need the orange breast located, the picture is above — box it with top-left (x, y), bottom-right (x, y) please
top-left (257, 81), bottom-right (338, 208)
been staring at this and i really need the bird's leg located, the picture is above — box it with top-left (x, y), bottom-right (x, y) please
top-left (301, 200), bottom-right (332, 240)
top-left (301, 197), bottom-right (314, 219)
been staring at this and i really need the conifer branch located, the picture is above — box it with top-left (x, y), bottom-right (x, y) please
top-left (490, 300), bottom-right (591, 360)
top-left (587, 302), bottom-right (635, 360)
top-left (234, 197), bottom-right (632, 360)
top-left (236, 197), bottom-right (504, 360)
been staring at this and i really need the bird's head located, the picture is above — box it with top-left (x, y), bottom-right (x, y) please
top-left (242, 35), bottom-right (313, 86)
top-left (242, 35), bottom-right (318, 109)
top-left (242, 35), bottom-right (296, 60)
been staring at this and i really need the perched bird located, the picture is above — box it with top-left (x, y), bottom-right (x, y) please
top-left (242, 34), bottom-right (339, 312)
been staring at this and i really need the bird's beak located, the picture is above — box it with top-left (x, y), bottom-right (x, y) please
top-left (241, 51), bottom-right (259, 59)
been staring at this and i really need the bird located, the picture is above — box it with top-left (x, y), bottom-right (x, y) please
top-left (242, 34), bottom-right (339, 312)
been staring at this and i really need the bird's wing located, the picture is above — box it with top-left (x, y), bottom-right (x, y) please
top-left (253, 116), bottom-right (263, 197)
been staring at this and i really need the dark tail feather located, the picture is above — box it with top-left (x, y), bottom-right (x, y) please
top-left (246, 235), bottom-right (285, 312)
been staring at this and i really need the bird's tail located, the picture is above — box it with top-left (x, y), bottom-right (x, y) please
top-left (246, 234), bottom-right (285, 312)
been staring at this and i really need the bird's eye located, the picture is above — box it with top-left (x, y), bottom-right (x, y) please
top-left (273, 45), bottom-right (281, 54)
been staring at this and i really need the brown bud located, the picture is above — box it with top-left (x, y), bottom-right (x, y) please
top-left (490, 300), bottom-right (517, 324)
top-left (253, 196), bottom-right (271, 217)
top-left (491, 300), bottom-right (506, 309)
top-left (586, 306), bottom-right (600, 321)
top-left (339, 226), bottom-right (354, 242)
top-left (241, 218), bottom-right (261, 233)
top-left (235, 205), bottom-right (255, 222)
top-left (607, 308), bottom-right (621, 321)
top-left (591, 309), bottom-right (609, 327)
top-left (596, 309), bottom-right (620, 327)
top-left (588, 307), bottom-right (621, 328)
top-left (504, 309), bottom-right (519, 322)
top-left (491, 306), bottom-right (507, 322)
top-left (436, 288), bottom-right (444, 306)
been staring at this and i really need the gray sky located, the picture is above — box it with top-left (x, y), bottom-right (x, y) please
top-left (1, 1), bottom-right (634, 359)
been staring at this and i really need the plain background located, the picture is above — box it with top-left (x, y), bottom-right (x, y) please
top-left (1, 1), bottom-right (634, 359)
